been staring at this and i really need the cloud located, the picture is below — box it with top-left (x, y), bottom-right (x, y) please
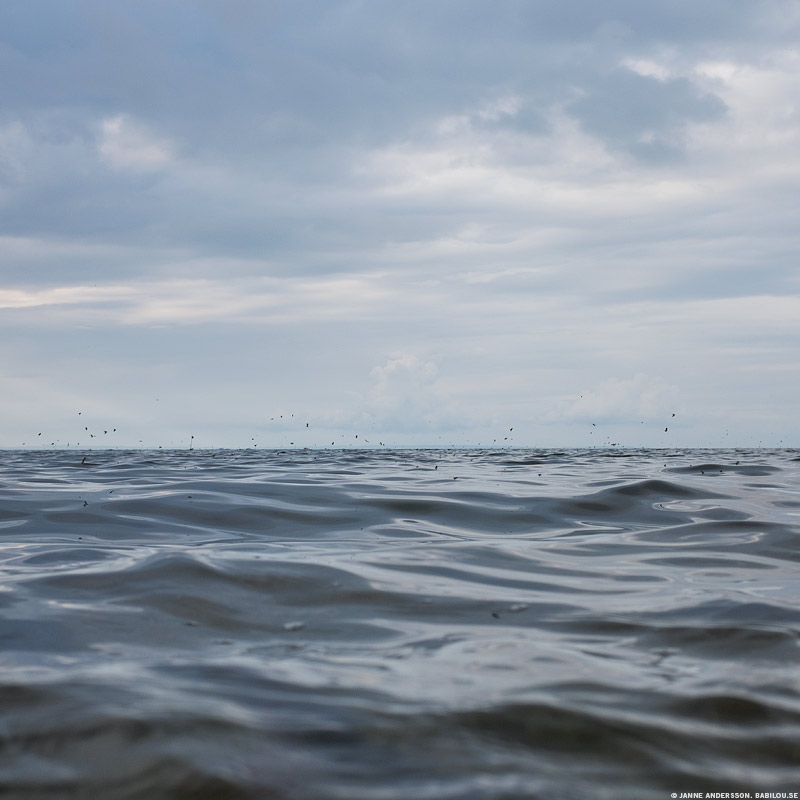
top-left (312, 353), bottom-right (482, 440)
top-left (366, 355), bottom-right (440, 424)
top-left (98, 115), bottom-right (174, 171)
top-left (1, 1), bottom-right (799, 447)
top-left (0, 283), bottom-right (133, 310)
top-left (0, 273), bottom-right (392, 326)
top-left (568, 67), bottom-right (727, 162)
top-left (547, 374), bottom-right (681, 425)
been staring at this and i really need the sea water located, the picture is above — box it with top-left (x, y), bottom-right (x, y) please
top-left (0, 448), bottom-right (798, 799)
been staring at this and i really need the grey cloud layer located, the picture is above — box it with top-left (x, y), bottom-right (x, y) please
top-left (1, 0), bottom-right (783, 271)
top-left (1, 1), bottom-right (799, 446)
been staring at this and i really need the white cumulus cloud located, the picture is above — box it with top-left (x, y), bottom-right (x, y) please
top-left (548, 374), bottom-right (681, 425)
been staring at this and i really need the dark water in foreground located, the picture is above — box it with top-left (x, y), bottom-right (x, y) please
top-left (1, 448), bottom-right (799, 799)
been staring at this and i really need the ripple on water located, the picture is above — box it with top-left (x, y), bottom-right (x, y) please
top-left (0, 447), bottom-right (798, 798)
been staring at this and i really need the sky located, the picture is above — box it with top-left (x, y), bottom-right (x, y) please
top-left (1, 0), bottom-right (799, 449)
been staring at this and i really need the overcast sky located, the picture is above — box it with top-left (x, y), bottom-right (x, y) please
top-left (2, 0), bottom-right (798, 449)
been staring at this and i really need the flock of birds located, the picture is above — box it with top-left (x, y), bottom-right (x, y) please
top-left (19, 409), bottom-right (680, 450)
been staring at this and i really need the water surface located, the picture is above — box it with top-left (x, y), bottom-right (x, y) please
top-left (1, 448), bottom-right (799, 798)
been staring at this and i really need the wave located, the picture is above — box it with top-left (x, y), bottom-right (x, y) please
top-left (0, 448), bottom-right (798, 798)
